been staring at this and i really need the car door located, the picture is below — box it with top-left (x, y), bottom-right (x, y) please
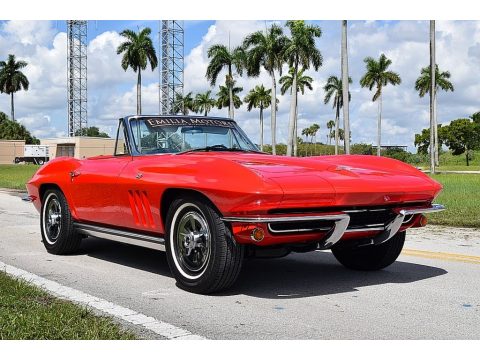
top-left (69, 120), bottom-right (133, 226)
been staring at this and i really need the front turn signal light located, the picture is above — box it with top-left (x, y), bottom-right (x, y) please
top-left (419, 215), bottom-right (428, 227)
top-left (251, 227), bottom-right (265, 242)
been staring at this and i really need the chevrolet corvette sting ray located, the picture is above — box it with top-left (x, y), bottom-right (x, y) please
top-left (26, 116), bottom-right (445, 293)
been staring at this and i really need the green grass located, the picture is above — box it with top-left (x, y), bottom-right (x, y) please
top-left (0, 164), bottom-right (40, 190)
top-left (0, 271), bottom-right (136, 340)
top-left (417, 150), bottom-right (480, 171)
top-left (418, 165), bottom-right (480, 172)
top-left (428, 174), bottom-right (480, 228)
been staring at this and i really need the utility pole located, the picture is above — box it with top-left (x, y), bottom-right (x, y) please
top-left (341, 20), bottom-right (350, 154)
top-left (430, 20), bottom-right (436, 174)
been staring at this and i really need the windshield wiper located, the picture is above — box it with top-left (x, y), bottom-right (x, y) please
top-left (175, 145), bottom-right (266, 155)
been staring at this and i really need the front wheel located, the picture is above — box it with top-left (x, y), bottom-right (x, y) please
top-left (40, 189), bottom-right (82, 254)
top-left (331, 231), bottom-right (405, 271)
top-left (165, 197), bottom-right (244, 294)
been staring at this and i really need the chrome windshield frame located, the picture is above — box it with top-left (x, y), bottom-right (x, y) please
top-left (124, 115), bottom-right (259, 156)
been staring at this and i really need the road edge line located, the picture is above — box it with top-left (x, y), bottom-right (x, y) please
top-left (0, 260), bottom-right (207, 340)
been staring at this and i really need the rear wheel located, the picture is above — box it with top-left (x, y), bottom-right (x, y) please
top-left (331, 231), bottom-right (405, 271)
top-left (165, 196), bottom-right (244, 294)
top-left (40, 189), bottom-right (82, 254)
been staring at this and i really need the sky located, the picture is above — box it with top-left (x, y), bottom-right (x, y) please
top-left (0, 20), bottom-right (479, 151)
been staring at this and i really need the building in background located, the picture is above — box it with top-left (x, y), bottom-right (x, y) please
top-left (40, 137), bottom-right (116, 160)
top-left (0, 140), bottom-right (25, 164)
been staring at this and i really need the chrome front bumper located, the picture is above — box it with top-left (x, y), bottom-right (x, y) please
top-left (222, 204), bottom-right (446, 249)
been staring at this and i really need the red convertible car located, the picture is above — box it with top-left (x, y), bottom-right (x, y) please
top-left (26, 115), bottom-right (445, 293)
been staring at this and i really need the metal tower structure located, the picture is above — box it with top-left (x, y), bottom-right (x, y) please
top-left (67, 20), bottom-right (88, 137)
top-left (160, 21), bottom-right (184, 115)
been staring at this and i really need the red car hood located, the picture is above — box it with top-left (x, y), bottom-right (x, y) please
top-left (222, 153), bottom-right (442, 207)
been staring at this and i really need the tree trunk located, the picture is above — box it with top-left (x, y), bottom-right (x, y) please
top-left (377, 92), bottom-right (382, 156)
top-left (286, 66), bottom-right (298, 157)
top-left (228, 85), bottom-right (234, 119)
top-left (294, 100), bottom-right (298, 156)
top-left (429, 20), bottom-right (436, 174)
top-left (434, 88), bottom-right (439, 166)
top-left (10, 92), bottom-right (14, 121)
top-left (259, 107), bottom-right (264, 151)
top-left (137, 68), bottom-right (142, 115)
top-left (228, 65), bottom-right (234, 119)
top-left (271, 71), bottom-right (277, 155)
top-left (334, 103), bottom-right (340, 155)
top-left (466, 148), bottom-right (469, 166)
top-left (341, 20), bottom-right (350, 155)
top-left (314, 134), bottom-right (316, 155)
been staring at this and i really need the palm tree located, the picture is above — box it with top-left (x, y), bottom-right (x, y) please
top-left (116, 27), bottom-right (158, 115)
top-left (338, 128), bottom-right (345, 146)
top-left (206, 45), bottom-right (245, 119)
top-left (284, 20), bottom-right (323, 156)
top-left (279, 67), bottom-right (313, 96)
top-left (0, 54), bottom-right (29, 121)
top-left (359, 53), bottom-right (401, 156)
top-left (243, 24), bottom-right (287, 155)
top-left (244, 85), bottom-right (273, 151)
top-left (301, 127), bottom-right (312, 155)
top-left (194, 90), bottom-right (217, 116)
top-left (415, 64), bottom-right (454, 166)
top-left (341, 20), bottom-right (351, 154)
top-left (323, 75), bottom-right (352, 155)
top-left (173, 92), bottom-right (195, 115)
top-left (280, 67), bottom-right (314, 156)
top-left (217, 84), bottom-right (243, 112)
top-left (301, 127), bottom-right (311, 142)
top-left (429, 20), bottom-right (436, 173)
top-left (310, 123), bottom-right (320, 154)
top-left (326, 120), bottom-right (335, 145)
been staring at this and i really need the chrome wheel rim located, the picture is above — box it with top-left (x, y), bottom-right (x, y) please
top-left (45, 196), bottom-right (62, 242)
top-left (174, 209), bottom-right (211, 276)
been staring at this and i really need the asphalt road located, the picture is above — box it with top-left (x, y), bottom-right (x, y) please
top-left (1, 190), bottom-right (479, 339)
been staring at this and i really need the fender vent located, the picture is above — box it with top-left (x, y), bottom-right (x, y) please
top-left (128, 190), bottom-right (156, 228)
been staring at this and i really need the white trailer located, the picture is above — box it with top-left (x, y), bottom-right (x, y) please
top-left (15, 145), bottom-right (50, 165)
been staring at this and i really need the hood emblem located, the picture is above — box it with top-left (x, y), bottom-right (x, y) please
top-left (384, 195), bottom-right (391, 202)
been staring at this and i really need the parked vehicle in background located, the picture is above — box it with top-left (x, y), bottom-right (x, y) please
top-left (15, 145), bottom-right (49, 165)
top-left (25, 115), bottom-right (445, 294)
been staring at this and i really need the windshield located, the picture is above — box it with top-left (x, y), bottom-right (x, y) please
top-left (129, 117), bottom-right (259, 154)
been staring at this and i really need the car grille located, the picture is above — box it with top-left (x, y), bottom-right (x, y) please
top-left (267, 207), bottom-right (403, 235)
top-left (345, 209), bottom-right (396, 228)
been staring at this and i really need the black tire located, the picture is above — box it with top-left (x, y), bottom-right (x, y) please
top-left (331, 231), bottom-right (406, 271)
top-left (37, 158), bottom-right (45, 165)
top-left (165, 196), bottom-right (244, 294)
top-left (40, 189), bottom-right (82, 255)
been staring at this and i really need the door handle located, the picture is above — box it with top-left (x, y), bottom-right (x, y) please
top-left (69, 170), bottom-right (81, 178)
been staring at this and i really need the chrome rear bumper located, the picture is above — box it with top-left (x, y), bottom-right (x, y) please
top-left (222, 204), bottom-right (446, 248)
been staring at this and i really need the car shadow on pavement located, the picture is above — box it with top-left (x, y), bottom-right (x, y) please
top-left (80, 237), bottom-right (447, 299)
top-left (80, 237), bottom-right (172, 277)
top-left (227, 251), bottom-right (448, 299)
